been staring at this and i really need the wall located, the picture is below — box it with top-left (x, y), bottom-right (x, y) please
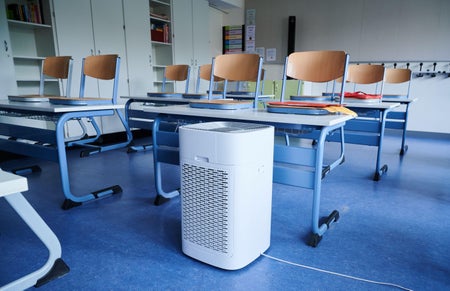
top-left (244, 0), bottom-right (450, 134)
top-left (209, 4), bottom-right (245, 57)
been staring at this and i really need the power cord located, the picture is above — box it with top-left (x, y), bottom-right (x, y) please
top-left (261, 253), bottom-right (413, 291)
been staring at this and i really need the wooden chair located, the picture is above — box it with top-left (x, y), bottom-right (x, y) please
top-left (197, 63), bottom-right (223, 93)
top-left (66, 54), bottom-right (131, 155)
top-left (343, 64), bottom-right (385, 102)
top-left (40, 56), bottom-right (73, 97)
top-left (281, 50), bottom-right (349, 104)
top-left (208, 53), bottom-right (263, 108)
top-left (181, 64), bottom-right (223, 99)
top-left (8, 56), bottom-right (73, 102)
top-left (383, 68), bottom-right (413, 155)
top-left (79, 54), bottom-right (121, 103)
top-left (147, 64), bottom-right (190, 97)
top-left (164, 64), bottom-right (190, 92)
top-left (384, 68), bottom-right (412, 93)
top-left (227, 69), bottom-right (268, 100)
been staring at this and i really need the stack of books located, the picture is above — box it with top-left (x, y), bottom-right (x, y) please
top-left (7, 1), bottom-right (43, 24)
top-left (223, 25), bottom-right (244, 54)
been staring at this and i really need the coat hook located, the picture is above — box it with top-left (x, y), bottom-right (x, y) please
top-left (416, 62), bottom-right (424, 77)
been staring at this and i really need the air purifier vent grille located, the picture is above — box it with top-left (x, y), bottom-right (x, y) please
top-left (181, 163), bottom-right (230, 254)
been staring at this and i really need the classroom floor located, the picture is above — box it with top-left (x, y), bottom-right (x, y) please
top-left (0, 131), bottom-right (449, 290)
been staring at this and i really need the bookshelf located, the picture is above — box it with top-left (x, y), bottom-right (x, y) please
top-left (150, 0), bottom-right (174, 91)
top-left (5, 0), bottom-right (59, 95)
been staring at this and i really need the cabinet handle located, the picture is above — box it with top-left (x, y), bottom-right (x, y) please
top-left (4, 41), bottom-right (8, 52)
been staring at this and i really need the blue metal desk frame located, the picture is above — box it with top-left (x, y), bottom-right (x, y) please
top-left (325, 101), bottom-right (400, 181)
top-left (137, 104), bottom-right (353, 246)
top-left (0, 100), bottom-right (132, 209)
top-left (382, 96), bottom-right (417, 155)
top-left (123, 96), bottom-right (206, 152)
top-left (1, 170), bottom-right (69, 290)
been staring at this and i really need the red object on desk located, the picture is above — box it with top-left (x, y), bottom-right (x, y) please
top-left (344, 91), bottom-right (382, 99)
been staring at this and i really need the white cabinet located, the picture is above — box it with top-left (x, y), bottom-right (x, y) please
top-left (0, 0), bottom-right (17, 99)
top-left (3, 0), bottom-right (59, 96)
top-left (123, 0), bottom-right (154, 95)
top-left (53, 0), bottom-right (129, 100)
top-left (53, 0), bottom-right (129, 134)
top-left (172, 0), bottom-right (211, 93)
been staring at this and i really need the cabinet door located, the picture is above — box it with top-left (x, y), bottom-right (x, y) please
top-left (53, 0), bottom-right (96, 97)
top-left (123, 0), bottom-right (154, 95)
top-left (172, 0), bottom-right (194, 92)
top-left (90, 0), bottom-right (129, 100)
top-left (192, 0), bottom-right (211, 93)
top-left (173, 0), bottom-right (211, 93)
top-left (90, 0), bottom-right (129, 134)
top-left (0, 1), bottom-right (18, 98)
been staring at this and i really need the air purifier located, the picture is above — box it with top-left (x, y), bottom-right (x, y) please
top-left (179, 121), bottom-right (274, 270)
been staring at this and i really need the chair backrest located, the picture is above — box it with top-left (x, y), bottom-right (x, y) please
top-left (346, 64), bottom-right (385, 97)
top-left (163, 64), bottom-right (190, 93)
top-left (40, 56), bottom-right (73, 96)
top-left (79, 54), bottom-right (120, 103)
top-left (208, 53), bottom-right (263, 107)
top-left (196, 64), bottom-right (223, 93)
top-left (281, 50), bottom-right (349, 103)
top-left (384, 68), bottom-right (412, 98)
top-left (385, 68), bottom-right (412, 84)
top-left (347, 64), bottom-right (385, 84)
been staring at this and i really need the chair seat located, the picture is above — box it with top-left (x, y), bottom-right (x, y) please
top-left (49, 97), bottom-right (112, 106)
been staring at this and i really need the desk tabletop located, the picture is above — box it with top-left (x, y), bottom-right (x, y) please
top-left (0, 100), bottom-right (124, 113)
top-left (142, 104), bottom-right (354, 127)
top-left (0, 170), bottom-right (28, 197)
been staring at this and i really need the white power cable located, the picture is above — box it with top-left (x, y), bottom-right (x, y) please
top-left (261, 253), bottom-right (413, 291)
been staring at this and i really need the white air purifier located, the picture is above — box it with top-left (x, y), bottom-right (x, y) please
top-left (179, 121), bottom-right (274, 270)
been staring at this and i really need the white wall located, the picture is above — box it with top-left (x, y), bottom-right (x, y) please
top-left (242, 0), bottom-right (450, 134)
top-left (209, 5), bottom-right (245, 57)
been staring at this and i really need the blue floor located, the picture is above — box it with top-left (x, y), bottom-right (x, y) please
top-left (1, 131), bottom-right (449, 290)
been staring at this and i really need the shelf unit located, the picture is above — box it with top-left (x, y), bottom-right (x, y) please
top-left (150, 0), bottom-right (174, 92)
top-left (5, 0), bottom-right (59, 95)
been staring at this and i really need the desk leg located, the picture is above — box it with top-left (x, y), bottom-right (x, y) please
top-left (373, 110), bottom-right (389, 181)
top-left (152, 118), bottom-right (180, 205)
top-left (2, 193), bottom-right (69, 290)
top-left (125, 99), bottom-right (154, 153)
top-left (400, 103), bottom-right (410, 155)
top-left (55, 111), bottom-right (123, 210)
top-left (308, 125), bottom-right (341, 247)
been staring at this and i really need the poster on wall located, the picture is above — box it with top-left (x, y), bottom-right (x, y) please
top-left (246, 25), bottom-right (256, 52)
